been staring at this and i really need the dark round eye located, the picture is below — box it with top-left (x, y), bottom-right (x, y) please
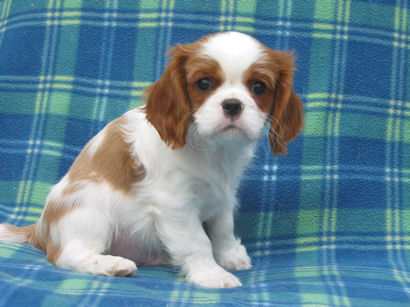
top-left (196, 78), bottom-right (213, 92)
top-left (251, 81), bottom-right (266, 96)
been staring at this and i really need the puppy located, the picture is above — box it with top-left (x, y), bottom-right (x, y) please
top-left (0, 32), bottom-right (303, 288)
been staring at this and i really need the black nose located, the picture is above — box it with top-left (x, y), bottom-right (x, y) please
top-left (222, 99), bottom-right (243, 117)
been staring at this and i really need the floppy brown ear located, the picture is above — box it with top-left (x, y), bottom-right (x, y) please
top-left (268, 51), bottom-right (304, 156)
top-left (144, 45), bottom-right (193, 149)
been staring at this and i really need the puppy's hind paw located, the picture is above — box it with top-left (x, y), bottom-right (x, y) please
top-left (89, 255), bottom-right (137, 277)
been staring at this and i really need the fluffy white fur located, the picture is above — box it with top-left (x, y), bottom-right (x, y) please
top-left (39, 105), bottom-right (254, 286)
top-left (0, 32), bottom-right (303, 288)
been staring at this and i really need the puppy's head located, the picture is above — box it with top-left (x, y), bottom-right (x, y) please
top-left (145, 32), bottom-right (303, 155)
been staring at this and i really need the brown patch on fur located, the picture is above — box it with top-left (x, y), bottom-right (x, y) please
top-left (244, 49), bottom-right (304, 156)
top-left (3, 224), bottom-right (40, 247)
top-left (185, 56), bottom-right (224, 110)
top-left (1, 223), bottom-right (61, 264)
top-left (45, 240), bottom-right (62, 264)
top-left (144, 44), bottom-right (197, 149)
top-left (36, 200), bottom-right (71, 264)
top-left (28, 115), bottom-right (145, 264)
top-left (3, 221), bottom-right (62, 264)
top-left (41, 199), bottom-right (78, 228)
top-left (67, 115), bottom-right (146, 193)
top-left (243, 62), bottom-right (278, 114)
top-left (144, 34), bottom-right (222, 149)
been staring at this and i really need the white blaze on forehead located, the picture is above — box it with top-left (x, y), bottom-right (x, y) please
top-left (200, 32), bottom-right (265, 82)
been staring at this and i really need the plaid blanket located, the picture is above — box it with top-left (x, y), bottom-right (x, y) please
top-left (0, 0), bottom-right (409, 305)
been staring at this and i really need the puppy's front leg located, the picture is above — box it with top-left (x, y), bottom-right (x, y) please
top-left (155, 210), bottom-right (241, 288)
top-left (206, 208), bottom-right (252, 271)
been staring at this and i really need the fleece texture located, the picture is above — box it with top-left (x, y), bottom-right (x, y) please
top-left (0, 0), bottom-right (409, 306)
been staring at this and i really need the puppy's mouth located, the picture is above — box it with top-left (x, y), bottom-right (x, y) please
top-left (222, 124), bottom-right (239, 132)
top-left (218, 122), bottom-right (250, 139)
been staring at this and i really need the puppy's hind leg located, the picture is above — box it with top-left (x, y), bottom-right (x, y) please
top-left (55, 242), bottom-right (137, 277)
top-left (48, 206), bottom-right (137, 277)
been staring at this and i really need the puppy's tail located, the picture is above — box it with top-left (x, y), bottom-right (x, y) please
top-left (0, 223), bottom-right (38, 245)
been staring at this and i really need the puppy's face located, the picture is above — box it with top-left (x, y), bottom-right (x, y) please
top-left (145, 32), bottom-right (303, 155)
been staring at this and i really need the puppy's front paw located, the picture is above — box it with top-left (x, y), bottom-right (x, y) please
top-left (186, 266), bottom-right (242, 288)
top-left (214, 242), bottom-right (252, 271)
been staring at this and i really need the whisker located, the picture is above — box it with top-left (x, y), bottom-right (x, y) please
top-left (264, 115), bottom-right (284, 152)
top-left (185, 118), bottom-right (207, 152)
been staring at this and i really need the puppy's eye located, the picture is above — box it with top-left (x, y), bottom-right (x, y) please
top-left (251, 81), bottom-right (266, 96)
top-left (196, 78), bottom-right (213, 92)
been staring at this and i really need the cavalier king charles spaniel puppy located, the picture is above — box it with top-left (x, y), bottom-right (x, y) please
top-left (0, 32), bottom-right (303, 288)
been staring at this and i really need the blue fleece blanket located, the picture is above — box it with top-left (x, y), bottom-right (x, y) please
top-left (0, 0), bottom-right (409, 306)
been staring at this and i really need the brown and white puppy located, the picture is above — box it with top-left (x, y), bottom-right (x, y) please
top-left (0, 32), bottom-right (303, 288)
